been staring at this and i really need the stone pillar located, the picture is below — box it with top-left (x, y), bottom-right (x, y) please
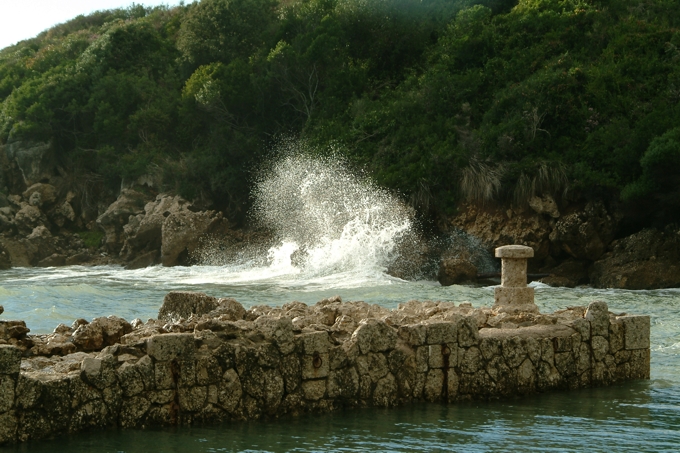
top-left (0, 345), bottom-right (21, 445)
top-left (493, 245), bottom-right (538, 313)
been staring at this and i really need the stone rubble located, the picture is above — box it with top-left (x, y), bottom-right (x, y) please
top-left (0, 292), bottom-right (651, 445)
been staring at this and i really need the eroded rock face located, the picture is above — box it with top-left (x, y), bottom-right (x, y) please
top-left (589, 227), bottom-right (680, 289)
top-left (14, 205), bottom-right (47, 235)
top-left (22, 184), bottom-right (57, 208)
top-left (161, 209), bottom-right (225, 266)
top-left (2, 140), bottom-right (56, 186)
top-left (96, 189), bottom-right (152, 253)
top-left (121, 195), bottom-right (191, 260)
top-left (549, 201), bottom-right (618, 261)
top-left (449, 204), bottom-right (552, 263)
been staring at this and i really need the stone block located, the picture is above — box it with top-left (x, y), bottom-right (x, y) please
top-left (609, 320), bottom-right (624, 354)
top-left (327, 368), bottom-right (359, 399)
top-left (356, 352), bottom-right (390, 383)
top-left (0, 411), bottom-right (17, 444)
top-left (0, 375), bottom-right (15, 413)
top-left (569, 318), bottom-right (591, 342)
top-left (301, 379), bottom-right (327, 401)
top-left (0, 345), bottom-right (21, 375)
top-left (302, 353), bottom-right (329, 380)
top-left (479, 337), bottom-right (501, 361)
top-left (299, 331), bottom-right (330, 355)
top-left (618, 315), bottom-right (650, 350)
top-left (585, 301), bottom-right (609, 337)
top-left (425, 321), bottom-right (456, 345)
top-left (424, 369), bottom-right (444, 402)
top-left (428, 345), bottom-right (444, 369)
top-left (629, 349), bottom-right (650, 379)
top-left (457, 316), bottom-right (480, 347)
top-left (351, 320), bottom-right (397, 354)
top-left (81, 354), bottom-right (117, 390)
top-left (254, 316), bottom-right (295, 355)
top-left (154, 361), bottom-right (175, 390)
top-left (460, 347), bottom-right (482, 374)
top-left (147, 333), bottom-right (195, 361)
top-left (493, 287), bottom-right (537, 312)
top-left (373, 373), bottom-right (397, 407)
top-left (179, 386), bottom-right (207, 412)
top-left (591, 335), bottom-right (609, 362)
top-left (398, 324), bottom-right (427, 346)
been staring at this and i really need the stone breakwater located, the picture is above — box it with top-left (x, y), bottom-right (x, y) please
top-left (0, 293), bottom-right (650, 445)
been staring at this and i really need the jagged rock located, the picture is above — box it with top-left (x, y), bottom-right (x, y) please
top-left (121, 195), bottom-right (191, 259)
top-left (0, 211), bottom-right (14, 234)
top-left (22, 183), bottom-right (57, 208)
top-left (96, 189), bottom-right (152, 254)
top-left (589, 227), bottom-right (680, 289)
top-left (161, 209), bottom-right (225, 266)
top-left (449, 203), bottom-right (552, 263)
top-left (72, 316), bottom-right (132, 351)
top-left (0, 320), bottom-right (30, 340)
top-left (549, 201), bottom-right (618, 261)
top-left (2, 140), bottom-right (56, 186)
top-left (14, 205), bottom-right (47, 234)
top-left (25, 226), bottom-right (56, 264)
top-left (50, 200), bottom-right (76, 227)
top-left (0, 238), bottom-right (31, 267)
top-left (158, 291), bottom-right (219, 322)
top-left (207, 298), bottom-right (246, 321)
top-left (529, 194), bottom-right (560, 218)
top-left (438, 258), bottom-right (477, 286)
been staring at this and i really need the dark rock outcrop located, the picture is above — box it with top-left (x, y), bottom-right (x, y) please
top-left (589, 227), bottom-right (680, 289)
top-left (96, 189), bottom-right (153, 253)
top-left (549, 201), bottom-right (618, 261)
top-left (438, 258), bottom-right (477, 286)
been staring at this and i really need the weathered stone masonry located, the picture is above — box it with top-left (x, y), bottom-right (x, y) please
top-left (0, 245), bottom-right (651, 445)
top-left (0, 298), bottom-right (650, 445)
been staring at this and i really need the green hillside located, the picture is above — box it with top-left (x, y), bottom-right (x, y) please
top-left (1, 0), bottom-right (679, 226)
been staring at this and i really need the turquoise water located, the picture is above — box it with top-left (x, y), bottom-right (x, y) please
top-left (1, 265), bottom-right (679, 452)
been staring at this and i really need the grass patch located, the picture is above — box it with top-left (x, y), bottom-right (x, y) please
top-left (77, 231), bottom-right (104, 249)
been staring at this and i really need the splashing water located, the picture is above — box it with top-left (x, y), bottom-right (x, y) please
top-left (191, 143), bottom-right (418, 285)
top-left (249, 149), bottom-right (416, 280)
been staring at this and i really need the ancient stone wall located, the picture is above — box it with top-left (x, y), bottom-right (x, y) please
top-left (0, 299), bottom-right (650, 445)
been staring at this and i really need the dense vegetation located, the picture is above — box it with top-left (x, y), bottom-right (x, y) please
top-left (1, 0), bottom-right (680, 226)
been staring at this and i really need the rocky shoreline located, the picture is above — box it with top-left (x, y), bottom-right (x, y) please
top-left (0, 140), bottom-right (677, 289)
top-left (0, 291), bottom-right (651, 445)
